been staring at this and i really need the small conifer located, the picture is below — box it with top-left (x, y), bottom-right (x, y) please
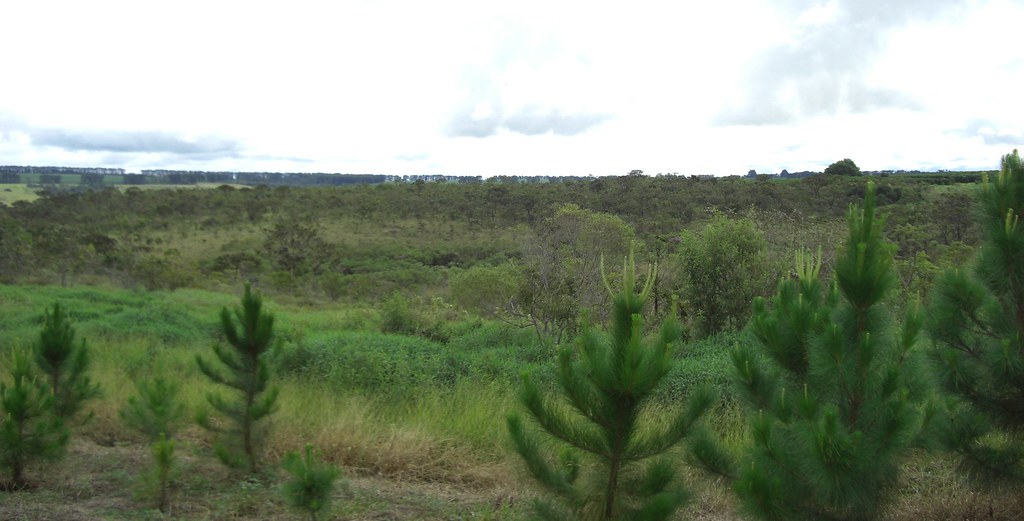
top-left (927, 150), bottom-right (1024, 483)
top-left (0, 349), bottom-right (69, 489)
top-left (120, 375), bottom-right (186, 512)
top-left (508, 248), bottom-right (715, 520)
top-left (692, 184), bottom-right (931, 520)
top-left (196, 283), bottom-right (279, 473)
top-left (33, 303), bottom-right (99, 421)
top-left (120, 376), bottom-right (186, 442)
top-left (281, 444), bottom-right (342, 521)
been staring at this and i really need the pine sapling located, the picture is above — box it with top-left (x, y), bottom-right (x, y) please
top-left (281, 444), bottom-right (342, 521)
top-left (0, 349), bottom-right (69, 489)
top-left (120, 375), bottom-right (187, 442)
top-left (33, 303), bottom-right (100, 421)
top-left (196, 283), bottom-right (279, 473)
top-left (120, 375), bottom-right (186, 513)
top-left (691, 184), bottom-right (932, 520)
top-left (927, 150), bottom-right (1024, 483)
top-left (508, 248), bottom-right (715, 521)
top-left (147, 433), bottom-right (177, 514)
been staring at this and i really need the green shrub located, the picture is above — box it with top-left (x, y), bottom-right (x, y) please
top-left (449, 263), bottom-right (523, 317)
top-left (677, 213), bottom-right (774, 336)
top-left (379, 292), bottom-right (461, 342)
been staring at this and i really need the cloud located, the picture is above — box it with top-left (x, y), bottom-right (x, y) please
top-left (505, 106), bottom-right (609, 136)
top-left (447, 106), bottom-right (609, 138)
top-left (30, 128), bottom-right (241, 156)
top-left (954, 120), bottom-right (1023, 147)
top-left (446, 108), bottom-right (504, 138)
top-left (717, 0), bottom-right (965, 125)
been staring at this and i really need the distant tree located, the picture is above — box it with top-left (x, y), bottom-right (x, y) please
top-left (0, 212), bottom-right (31, 283)
top-left (508, 249), bottom-right (714, 520)
top-left (263, 214), bottom-right (331, 278)
top-left (124, 173), bottom-right (147, 185)
top-left (513, 204), bottom-right (634, 344)
top-left (196, 283), bottom-right (279, 473)
top-left (824, 158), bottom-right (862, 176)
top-left (0, 350), bottom-right (68, 488)
top-left (927, 150), bottom-right (1024, 483)
top-left (80, 172), bottom-right (105, 187)
top-left (691, 184), bottom-right (932, 520)
top-left (31, 224), bottom-right (94, 286)
top-left (38, 173), bottom-right (61, 184)
top-left (34, 303), bottom-right (100, 421)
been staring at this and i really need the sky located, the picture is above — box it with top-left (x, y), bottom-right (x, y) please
top-left (0, 0), bottom-right (1022, 177)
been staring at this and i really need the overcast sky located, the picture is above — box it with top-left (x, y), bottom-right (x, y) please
top-left (1, 0), bottom-right (1022, 176)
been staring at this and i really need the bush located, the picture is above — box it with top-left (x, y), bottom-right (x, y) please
top-left (677, 213), bottom-right (774, 336)
top-left (449, 263), bottom-right (523, 318)
top-left (379, 292), bottom-right (461, 342)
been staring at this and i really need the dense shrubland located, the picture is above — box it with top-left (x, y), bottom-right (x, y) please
top-left (3, 164), bottom-right (1023, 519)
top-left (0, 172), bottom-right (985, 337)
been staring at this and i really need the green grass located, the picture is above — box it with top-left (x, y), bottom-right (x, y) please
top-left (0, 184), bottom-right (40, 205)
top-left (1, 283), bottom-right (1017, 519)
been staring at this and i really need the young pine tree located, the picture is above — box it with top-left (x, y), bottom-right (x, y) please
top-left (927, 150), bottom-right (1024, 482)
top-left (34, 303), bottom-right (100, 421)
top-left (0, 349), bottom-right (69, 489)
top-left (281, 444), bottom-right (342, 521)
top-left (120, 376), bottom-right (186, 513)
top-left (507, 249), bottom-right (715, 521)
top-left (197, 283), bottom-right (279, 473)
top-left (692, 184), bottom-right (931, 520)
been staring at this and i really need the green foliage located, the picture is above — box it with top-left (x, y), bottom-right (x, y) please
top-left (379, 292), bottom-right (464, 342)
top-left (692, 184), bottom-right (931, 520)
top-left (824, 158), bottom-right (862, 176)
top-left (120, 376), bottom-right (186, 513)
top-left (33, 303), bottom-right (100, 421)
top-left (196, 283), bottom-right (280, 473)
top-left (515, 204), bottom-right (635, 345)
top-left (133, 433), bottom-right (179, 514)
top-left (281, 444), bottom-right (342, 521)
top-left (0, 212), bottom-right (31, 283)
top-left (120, 375), bottom-right (186, 442)
top-left (508, 249), bottom-right (714, 520)
top-left (275, 327), bottom-right (541, 396)
top-left (677, 213), bottom-right (773, 336)
top-left (263, 213), bottom-right (332, 278)
top-left (927, 150), bottom-right (1024, 483)
top-left (0, 349), bottom-right (69, 488)
top-left (450, 262), bottom-right (524, 318)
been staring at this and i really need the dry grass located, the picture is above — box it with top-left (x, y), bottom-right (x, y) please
top-left (0, 437), bottom-right (528, 521)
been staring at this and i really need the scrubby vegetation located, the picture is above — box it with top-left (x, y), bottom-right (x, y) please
top-left (1, 163), bottom-right (1023, 519)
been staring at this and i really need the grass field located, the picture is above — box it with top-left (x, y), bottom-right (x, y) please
top-left (0, 184), bottom-right (40, 206)
top-left (0, 284), bottom-right (1022, 519)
